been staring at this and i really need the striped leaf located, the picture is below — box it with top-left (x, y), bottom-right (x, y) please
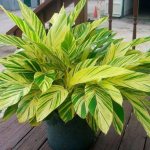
top-left (0, 6), bottom-right (40, 42)
top-left (34, 71), bottom-right (55, 93)
top-left (113, 102), bottom-right (124, 135)
top-left (0, 71), bottom-right (30, 85)
top-left (68, 0), bottom-right (86, 25)
top-left (86, 113), bottom-right (99, 133)
top-left (85, 84), bottom-right (113, 134)
top-left (69, 65), bottom-right (131, 87)
top-left (58, 98), bottom-right (75, 123)
top-left (108, 54), bottom-right (141, 67)
top-left (107, 72), bottom-right (150, 92)
top-left (61, 32), bottom-right (77, 61)
top-left (0, 34), bottom-right (26, 47)
top-left (72, 88), bottom-right (88, 119)
top-left (18, 0), bottom-right (46, 41)
top-left (69, 58), bottom-right (98, 78)
top-left (100, 81), bottom-right (123, 106)
top-left (3, 104), bottom-right (18, 121)
top-left (0, 57), bottom-right (42, 74)
top-left (122, 91), bottom-right (150, 137)
top-left (47, 7), bottom-right (69, 50)
top-left (17, 92), bottom-right (37, 123)
top-left (37, 85), bottom-right (68, 121)
top-left (90, 17), bottom-right (108, 31)
top-left (0, 84), bottom-right (31, 110)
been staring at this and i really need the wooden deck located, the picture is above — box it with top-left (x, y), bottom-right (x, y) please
top-left (0, 102), bottom-right (149, 150)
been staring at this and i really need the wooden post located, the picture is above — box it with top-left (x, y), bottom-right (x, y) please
top-left (56, 0), bottom-right (63, 12)
top-left (133, 0), bottom-right (139, 40)
top-left (74, 0), bottom-right (88, 24)
top-left (108, 0), bottom-right (113, 30)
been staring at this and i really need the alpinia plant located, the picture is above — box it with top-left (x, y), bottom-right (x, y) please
top-left (0, 0), bottom-right (150, 136)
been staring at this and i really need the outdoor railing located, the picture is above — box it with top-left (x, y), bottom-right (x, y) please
top-left (6, 0), bottom-right (139, 41)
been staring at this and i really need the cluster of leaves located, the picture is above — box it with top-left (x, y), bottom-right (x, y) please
top-left (0, 0), bottom-right (150, 136)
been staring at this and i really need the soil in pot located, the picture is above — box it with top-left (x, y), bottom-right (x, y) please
top-left (46, 112), bottom-right (96, 150)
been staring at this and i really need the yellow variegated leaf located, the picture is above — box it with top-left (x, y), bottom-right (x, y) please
top-left (107, 72), bottom-right (150, 92)
top-left (0, 6), bottom-right (40, 42)
top-left (18, 0), bottom-right (46, 41)
top-left (34, 71), bottom-right (55, 93)
top-left (85, 84), bottom-right (113, 134)
top-left (3, 104), bottom-right (18, 121)
top-left (90, 17), bottom-right (108, 31)
top-left (17, 92), bottom-right (37, 123)
top-left (0, 35), bottom-right (26, 47)
top-left (0, 84), bottom-right (31, 110)
top-left (100, 81), bottom-right (123, 106)
top-left (72, 88), bottom-right (88, 119)
top-left (122, 91), bottom-right (150, 137)
top-left (37, 85), bottom-right (68, 121)
top-left (69, 65), bottom-right (131, 87)
top-left (58, 98), bottom-right (75, 123)
top-left (112, 102), bottom-right (124, 135)
top-left (68, 0), bottom-right (86, 25)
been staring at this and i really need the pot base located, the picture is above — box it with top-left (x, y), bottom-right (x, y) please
top-left (46, 113), bottom-right (95, 150)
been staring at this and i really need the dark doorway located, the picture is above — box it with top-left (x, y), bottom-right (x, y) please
top-left (139, 0), bottom-right (150, 14)
top-left (24, 0), bottom-right (31, 7)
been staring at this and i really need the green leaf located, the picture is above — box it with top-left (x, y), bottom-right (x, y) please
top-left (58, 98), bottom-right (75, 123)
top-left (0, 84), bottom-right (31, 110)
top-left (90, 17), bottom-right (108, 31)
top-left (72, 88), bottom-right (88, 119)
top-left (69, 65), bottom-right (131, 87)
top-left (18, 0), bottom-right (46, 41)
top-left (85, 84), bottom-right (113, 134)
top-left (0, 6), bottom-right (40, 42)
top-left (68, 0), bottom-right (86, 25)
top-left (34, 71), bottom-right (55, 93)
top-left (122, 91), bottom-right (150, 137)
top-left (61, 32), bottom-right (77, 61)
top-left (17, 92), bottom-right (37, 123)
top-left (113, 102), bottom-right (124, 135)
top-left (3, 104), bottom-right (18, 121)
top-left (107, 72), bottom-right (150, 92)
top-left (108, 54), bottom-right (141, 67)
top-left (47, 7), bottom-right (69, 50)
top-left (86, 113), bottom-right (99, 133)
top-left (36, 85), bottom-right (68, 121)
top-left (100, 81), bottom-right (123, 106)
top-left (0, 34), bottom-right (26, 47)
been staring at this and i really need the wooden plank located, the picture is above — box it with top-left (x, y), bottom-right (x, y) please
top-left (13, 123), bottom-right (47, 150)
top-left (91, 102), bottom-right (132, 150)
top-left (39, 140), bottom-right (53, 150)
top-left (0, 116), bottom-right (32, 150)
top-left (74, 0), bottom-right (88, 24)
top-left (145, 138), bottom-right (150, 150)
top-left (119, 114), bottom-right (146, 150)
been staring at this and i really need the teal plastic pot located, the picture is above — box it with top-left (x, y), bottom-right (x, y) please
top-left (46, 113), bottom-right (95, 150)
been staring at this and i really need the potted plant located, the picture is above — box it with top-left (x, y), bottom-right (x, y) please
top-left (0, 0), bottom-right (150, 150)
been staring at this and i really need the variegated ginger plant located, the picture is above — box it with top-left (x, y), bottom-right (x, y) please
top-left (0, 0), bottom-right (150, 136)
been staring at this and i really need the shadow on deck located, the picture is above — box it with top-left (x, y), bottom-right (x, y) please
top-left (0, 102), bottom-right (149, 150)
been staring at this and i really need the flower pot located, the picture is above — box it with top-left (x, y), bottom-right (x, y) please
top-left (46, 113), bottom-right (95, 150)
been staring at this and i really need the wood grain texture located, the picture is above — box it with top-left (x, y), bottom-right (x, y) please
top-left (91, 102), bottom-right (132, 150)
top-left (119, 114), bottom-right (147, 150)
top-left (39, 140), bottom-right (53, 150)
top-left (145, 138), bottom-right (150, 150)
top-left (13, 123), bottom-right (47, 150)
top-left (0, 116), bottom-right (32, 150)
